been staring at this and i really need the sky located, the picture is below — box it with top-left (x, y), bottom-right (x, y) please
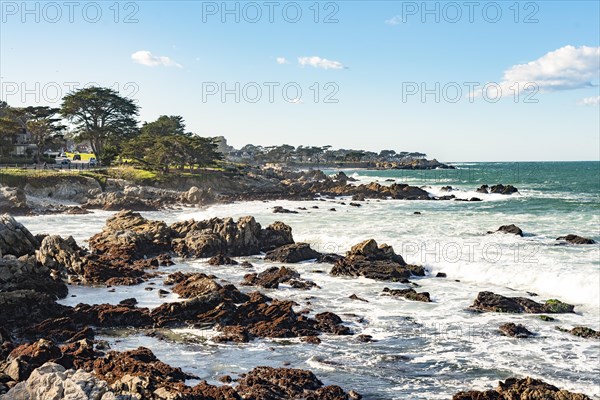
top-left (1, 0), bottom-right (599, 161)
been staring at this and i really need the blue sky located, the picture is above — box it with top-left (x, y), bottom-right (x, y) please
top-left (1, 0), bottom-right (599, 161)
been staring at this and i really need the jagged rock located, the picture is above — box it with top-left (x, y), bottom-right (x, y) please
top-left (36, 234), bottom-right (160, 286)
top-left (452, 377), bottom-right (591, 399)
top-left (499, 323), bottom-right (534, 338)
top-left (470, 292), bottom-right (574, 314)
top-left (88, 211), bottom-right (174, 260)
top-left (4, 362), bottom-right (115, 400)
top-left (331, 239), bottom-right (424, 281)
top-left (0, 214), bottom-right (39, 257)
top-left (382, 287), bottom-right (431, 302)
top-left (173, 230), bottom-right (223, 258)
top-left (556, 234), bottom-right (596, 245)
top-left (265, 243), bottom-right (321, 263)
top-left (258, 221), bottom-right (295, 252)
top-left (0, 254), bottom-right (67, 299)
top-left (173, 216), bottom-right (285, 257)
top-left (0, 187), bottom-right (29, 215)
top-left (489, 224), bottom-right (523, 237)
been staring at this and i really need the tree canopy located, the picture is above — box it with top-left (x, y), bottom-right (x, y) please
top-left (61, 87), bottom-right (139, 164)
top-left (122, 115), bottom-right (222, 172)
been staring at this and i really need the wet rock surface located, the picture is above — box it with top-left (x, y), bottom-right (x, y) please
top-left (499, 323), bottom-right (535, 338)
top-left (471, 292), bottom-right (574, 314)
top-left (452, 377), bottom-right (591, 399)
top-left (331, 239), bottom-right (424, 281)
top-left (489, 224), bottom-right (524, 237)
top-left (556, 326), bottom-right (600, 339)
top-left (556, 234), bottom-right (596, 245)
top-left (382, 287), bottom-right (431, 302)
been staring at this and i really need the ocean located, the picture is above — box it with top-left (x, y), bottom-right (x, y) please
top-left (16, 161), bottom-right (600, 399)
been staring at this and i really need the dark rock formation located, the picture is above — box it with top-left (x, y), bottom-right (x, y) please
top-left (382, 287), bottom-right (431, 302)
top-left (452, 377), bottom-right (590, 399)
top-left (499, 323), bottom-right (534, 338)
top-left (556, 234), bottom-right (596, 245)
top-left (265, 243), bottom-right (321, 263)
top-left (273, 206), bottom-right (298, 214)
top-left (489, 224), bottom-right (523, 237)
top-left (557, 326), bottom-right (600, 339)
top-left (470, 292), bottom-right (574, 314)
top-left (331, 239), bottom-right (424, 281)
top-left (243, 266), bottom-right (317, 290)
top-left (476, 184), bottom-right (519, 195)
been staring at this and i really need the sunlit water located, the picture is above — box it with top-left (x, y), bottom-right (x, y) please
top-left (17, 162), bottom-right (600, 399)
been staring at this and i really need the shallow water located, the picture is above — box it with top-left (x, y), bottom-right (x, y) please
top-left (17, 161), bottom-right (600, 399)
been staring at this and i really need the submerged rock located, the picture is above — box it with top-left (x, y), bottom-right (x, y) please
top-left (489, 224), bottom-right (523, 237)
top-left (557, 326), bottom-right (600, 339)
top-left (556, 234), bottom-right (596, 245)
top-left (382, 287), bottom-right (431, 302)
top-left (452, 377), bottom-right (591, 399)
top-left (470, 292), bottom-right (574, 314)
top-left (499, 323), bottom-right (535, 338)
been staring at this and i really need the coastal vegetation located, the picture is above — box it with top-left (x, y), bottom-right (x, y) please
top-left (1, 87), bottom-right (446, 174)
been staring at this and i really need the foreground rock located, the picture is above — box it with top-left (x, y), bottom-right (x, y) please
top-left (331, 239), bottom-right (424, 281)
top-left (471, 292), bottom-right (574, 314)
top-left (2, 347), bottom-right (358, 399)
top-left (452, 377), bottom-right (591, 399)
top-left (0, 214), bottom-right (39, 257)
top-left (488, 224), bottom-right (523, 237)
top-left (499, 323), bottom-right (534, 338)
top-left (4, 362), bottom-right (115, 399)
top-left (556, 234), bottom-right (596, 245)
top-left (265, 243), bottom-right (321, 263)
top-left (0, 255), bottom-right (67, 299)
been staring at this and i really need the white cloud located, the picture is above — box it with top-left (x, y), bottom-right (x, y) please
top-left (276, 57), bottom-right (288, 65)
top-left (385, 16), bottom-right (401, 25)
top-left (577, 96), bottom-right (600, 106)
top-left (131, 50), bottom-right (182, 68)
top-left (298, 56), bottom-right (344, 70)
top-left (499, 45), bottom-right (599, 95)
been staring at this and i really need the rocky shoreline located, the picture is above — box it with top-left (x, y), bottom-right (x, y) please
top-left (0, 167), bottom-right (523, 216)
top-left (0, 211), bottom-right (596, 399)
